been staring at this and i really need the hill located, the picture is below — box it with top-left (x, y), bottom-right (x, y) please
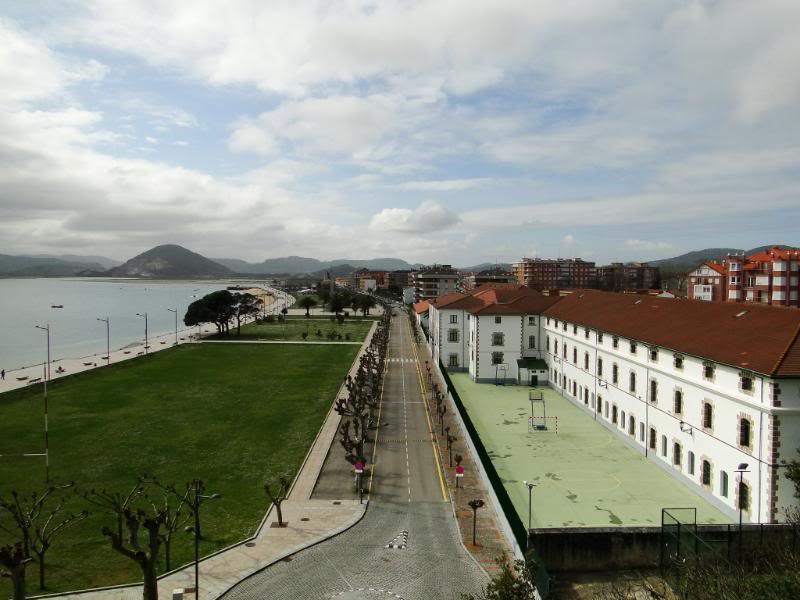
top-left (22, 253), bottom-right (120, 269)
top-left (108, 245), bottom-right (233, 279)
top-left (212, 256), bottom-right (415, 275)
top-left (649, 245), bottom-right (798, 272)
top-left (0, 254), bottom-right (106, 277)
top-left (457, 262), bottom-right (513, 273)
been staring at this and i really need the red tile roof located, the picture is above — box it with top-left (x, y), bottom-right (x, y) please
top-left (542, 290), bottom-right (800, 377)
top-left (412, 300), bottom-right (430, 315)
top-left (704, 261), bottom-right (725, 275)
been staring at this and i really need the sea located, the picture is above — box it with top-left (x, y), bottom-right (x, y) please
top-left (0, 278), bottom-right (265, 373)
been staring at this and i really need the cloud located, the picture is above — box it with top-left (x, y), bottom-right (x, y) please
top-left (625, 239), bottom-right (673, 251)
top-left (398, 178), bottom-right (489, 192)
top-left (369, 201), bottom-right (460, 234)
top-left (561, 234), bottom-right (576, 247)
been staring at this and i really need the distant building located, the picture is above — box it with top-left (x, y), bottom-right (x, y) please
top-left (597, 262), bottom-right (660, 292)
top-left (512, 257), bottom-right (597, 290)
top-left (388, 270), bottom-right (413, 290)
top-left (463, 268), bottom-right (516, 290)
top-left (687, 247), bottom-right (800, 307)
top-left (687, 262), bottom-right (726, 302)
top-left (412, 264), bottom-right (460, 301)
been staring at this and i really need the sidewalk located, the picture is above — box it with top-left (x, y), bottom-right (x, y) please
top-left (411, 330), bottom-right (514, 579)
top-left (38, 322), bottom-right (378, 600)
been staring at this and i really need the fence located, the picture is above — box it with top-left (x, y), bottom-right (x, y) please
top-left (438, 362), bottom-right (552, 597)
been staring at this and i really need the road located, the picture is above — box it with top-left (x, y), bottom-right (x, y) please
top-left (222, 312), bottom-right (487, 600)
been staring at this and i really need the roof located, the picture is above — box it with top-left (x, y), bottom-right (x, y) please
top-left (469, 294), bottom-right (562, 315)
top-left (542, 290), bottom-right (800, 377)
top-left (412, 300), bottom-right (430, 315)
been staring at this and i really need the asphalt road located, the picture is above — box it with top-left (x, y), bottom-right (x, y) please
top-left (222, 312), bottom-right (488, 600)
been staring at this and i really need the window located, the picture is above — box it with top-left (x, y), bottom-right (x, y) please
top-left (572, 348), bottom-right (577, 364)
top-left (674, 354), bottom-right (684, 370)
top-left (661, 435), bottom-right (667, 457)
top-left (448, 329), bottom-right (459, 342)
top-left (597, 396), bottom-right (602, 413)
top-left (740, 374), bottom-right (754, 392)
top-left (739, 481), bottom-right (750, 511)
top-left (628, 415), bottom-right (635, 436)
top-left (603, 398), bottom-right (609, 418)
top-left (572, 381), bottom-right (577, 396)
top-left (739, 418), bottom-right (752, 447)
top-left (548, 318), bottom-right (552, 326)
top-left (492, 332), bottom-right (505, 346)
top-left (563, 322), bottom-right (567, 332)
top-left (547, 336), bottom-right (551, 351)
top-left (649, 427), bottom-right (657, 450)
top-left (701, 460), bottom-right (711, 486)
top-left (554, 340), bottom-right (558, 354)
top-left (448, 353), bottom-right (459, 367)
top-left (528, 316), bottom-right (536, 325)
top-left (612, 336), bottom-right (619, 349)
top-left (584, 352), bottom-right (589, 370)
top-left (528, 335), bottom-right (536, 349)
top-left (639, 422), bottom-right (645, 442)
top-left (612, 405), bottom-right (618, 424)
top-left (598, 357), bottom-right (604, 377)
top-left (585, 388), bottom-right (590, 405)
top-left (612, 363), bottom-right (619, 384)
top-left (495, 316), bottom-right (502, 324)
top-left (629, 371), bottom-right (637, 393)
top-left (621, 410), bottom-right (626, 427)
top-left (688, 451), bottom-right (695, 475)
top-left (563, 344), bottom-right (567, 359)
top-left (673, 443), bottom-right (682, 467)
top-left (674, 390), bottom-right (683, 415)
top-left (721, 471), bottom-right (729, 497)
top-left (630, 341), bottom-right (637, 354)
top-left (585, 328), bottom-right (590, 339)
top-left (598, 332), bottom-right (604, 343)
top-left (450, 314), bottom-right (458, 324)
top-left (649, 379), bottom-right (658, 403)
top-left (703, 362), bottom-right (715, 380)
top-left (572, 324), bottom-right (577, 334)
top-left (703, 402), bottom-right (713, 429)
top-left (650, 347), bottom-right (659, 362)
top-left (491, 352), bottom-right (504, 365)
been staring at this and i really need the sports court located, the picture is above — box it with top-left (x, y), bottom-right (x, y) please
top-left (450, 373), bottom-right (731, 528)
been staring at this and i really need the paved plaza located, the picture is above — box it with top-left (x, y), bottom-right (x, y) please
top-left (449, 373), bottom-right (731, 529)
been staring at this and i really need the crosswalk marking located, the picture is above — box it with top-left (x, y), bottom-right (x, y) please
top-left (385, 530), bottom-right (409, 549)
top-left (388, 358), bottom-right (414, 363)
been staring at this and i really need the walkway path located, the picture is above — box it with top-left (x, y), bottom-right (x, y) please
top-left (221, 312), bottom-right (488, 600)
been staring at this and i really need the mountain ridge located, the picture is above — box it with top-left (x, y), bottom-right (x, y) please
top-left (107, 244), bottom-right (233, 278)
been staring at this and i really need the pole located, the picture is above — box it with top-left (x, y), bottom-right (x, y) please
top-left (194, 479), bottom-right (200, 596)
top-left (738, 471), bottom-right (743, 563)
top-left (35, 324), bottom-right (51, 483)
top-left (168, 308), bottom-right (178, 345)
top-left (136, 313), bottom-right (148, 355)
top-left (106, 317), bottom-right (110, 364)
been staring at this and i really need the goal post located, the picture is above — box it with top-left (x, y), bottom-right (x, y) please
top-left (528, 415), bottom-right (558, 433)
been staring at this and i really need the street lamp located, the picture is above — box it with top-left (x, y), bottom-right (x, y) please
top-left (523, 481), bottom-right (536, 548)
top-left (97, 317), bottom-right (110, 365)
top-left (135, 312), bottom-right (148, 355)
top-left (167, 308), bottom-right (178, 346)
top-left (734, 463), bottom-right (749, 562)
top-left (185, 480), bottom-right (221, 598)
top-left (34, 324), bottom-right (51, 483)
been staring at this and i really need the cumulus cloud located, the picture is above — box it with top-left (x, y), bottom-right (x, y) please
top-left (369, 201), bottom-right (460, 234)
top-left (625, 239), bottom-right (673, 251)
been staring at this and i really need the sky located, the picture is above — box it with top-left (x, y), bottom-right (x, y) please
top-left (0, 0), bottom-right (798, 266)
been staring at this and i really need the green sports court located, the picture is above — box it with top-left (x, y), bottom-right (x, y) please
top-left (450, 373), bottom-right (731, 528)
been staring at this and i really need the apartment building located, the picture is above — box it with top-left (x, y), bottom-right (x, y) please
top-left (412, 264), bottom-right (460, 301)
top-left (687, 262), bottom-right (726, 301)
top-left (688, 247), bottom-right (800, 307)
top-left (512, 257), bottom-right (597, 290)
top-left (462, 268), bottom-right (516, 290)
top-left (597, 262), bottom-right (661, 292)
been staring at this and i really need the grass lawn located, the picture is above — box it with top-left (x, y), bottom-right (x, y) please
top-left (220, 318), bottom-right (375, 342)
top-left (450, 373), bottom-right (731, 529)
top-left (0, 343), bottom-right (357, 595)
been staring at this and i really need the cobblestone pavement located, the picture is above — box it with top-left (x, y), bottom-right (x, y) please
top-left (222, 314), bottom-right (488, 600)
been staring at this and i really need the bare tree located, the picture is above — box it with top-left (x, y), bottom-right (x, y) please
top-left (264, 475), bottom-right (291, 528)
top-left (144, 478), bottom-right (192, 571)
top-left (83, 481), bottom-right (144, 542)
top-left (102, 507), bottom-right (167, 600)
top-left (0, 543), bottom-right (31, 600)
top-left (30, 504), bottom-right (87, 589)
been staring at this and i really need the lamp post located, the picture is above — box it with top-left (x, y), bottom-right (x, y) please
top-left (523, 481), bottom-right (536, 549)
top-left (136, 312), bottom-right (148, 355)
top-left (185, 480), bottom-right (221, 598)
top-left (167, 308), bottom-right (178, 346)
top-left (468, 499), bottom-right (485, 546)
top-left (34, 324), bottom-right (51, 483)
top-left (97, 317), bottom-right (110, 365)
top-left (735, 463), bottom-right (749, 562)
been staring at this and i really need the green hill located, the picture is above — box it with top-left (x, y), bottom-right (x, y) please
top-left (109, 244), bottom-right (233, 279)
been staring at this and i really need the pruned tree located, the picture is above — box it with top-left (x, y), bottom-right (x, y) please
top-left (30, 503), bottom-right (87, 589)
top-left (102, 507), bottom-right (166, 600)
top-left (264, 476), bottom-right (291, 527)
top-left (0, 543), bottom-right (31, 600)
top-left (143, 478), bottom-right (192, 571)
top-left (83, 481), bottom-right (144, 542)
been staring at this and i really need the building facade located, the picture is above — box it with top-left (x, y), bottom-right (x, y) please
top-left (597, 262), bottom-right (660, 292)
top-left (463, 268), bottom-right (516, 290)
top-left (412, 264), bottom-right (460, 301)
top-left (687, 262), bottom-right (726, 301)
top-left (512, 257), bottom-right (597, 290)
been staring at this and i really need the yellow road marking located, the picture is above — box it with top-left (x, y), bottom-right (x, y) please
top-left (409, 321), bottom-right (449, 502)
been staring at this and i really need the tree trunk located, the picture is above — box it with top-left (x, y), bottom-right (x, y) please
top-left (36, 550), bottom-right (45, 590)
top-left (275, 501), bottom-right (283, 527)
top-left (12, 570), bottom-right (25, 600)
top-left (164, 539), bottom-right (171, 571)
top-left (236, 316), bottom-right (242, 335)
top-left (141, 560), bottom-right (158, 600)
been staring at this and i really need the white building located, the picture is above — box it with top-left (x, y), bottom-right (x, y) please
top-left (430, 287), bottom-right (800, 524)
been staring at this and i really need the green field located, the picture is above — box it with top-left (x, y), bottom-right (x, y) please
top-left (450, 373), bottom-right (731, 529)
top-left (219, 318), bottom-right (375, 342)
top-left (0, 343), bottom-right (357, 595)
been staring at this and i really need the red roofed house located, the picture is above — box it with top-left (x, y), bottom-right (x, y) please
top-left (687, 261), bottom-right (726, 301)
